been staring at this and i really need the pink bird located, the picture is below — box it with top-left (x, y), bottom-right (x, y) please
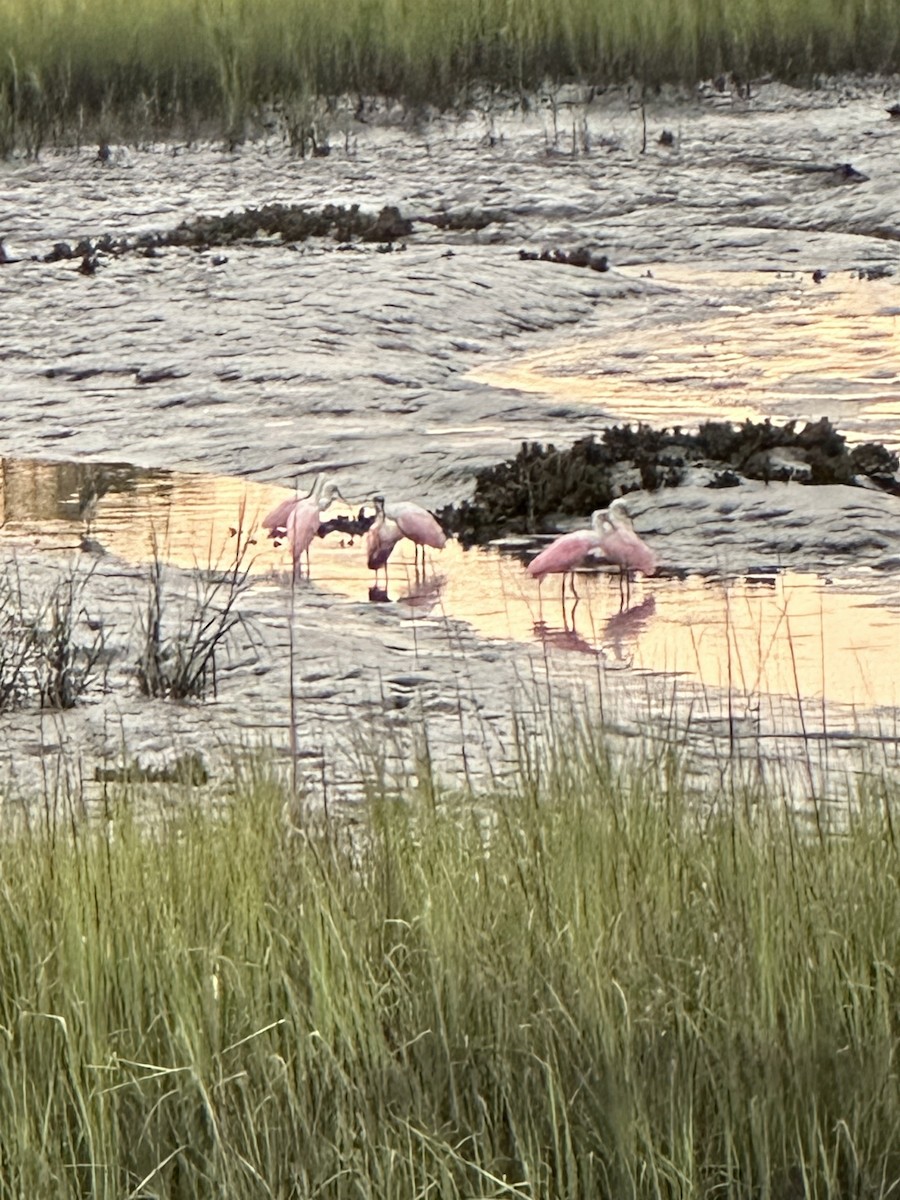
top-left (264, 480), bottom-right (344, 578)
top-left (366, 497), bottom-right (403, 573)
top-left (527, 498), bottom-right (657, 599)
top-left (366, 494), bottom-right (447, 579)
top-left (599, 498), bottom-right (657, 578)
top-left (262, 495), bottom-right (303, 538)
top-left (262, 475), bottom-right (322, 539)
top-left (527, 509), bottom-right (608, 599)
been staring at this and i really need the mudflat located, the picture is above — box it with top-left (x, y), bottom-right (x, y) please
top-left (1, 78), bottom-right (899, 807)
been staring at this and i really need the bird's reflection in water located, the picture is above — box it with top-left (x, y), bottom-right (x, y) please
top-left (600, 594), bottom-right (656, 664)
top-left (533, 596), bottom-right (602, 656)
top-left (398, 573), bottom-right (446, 613)
top-left (368, 572), bottom-right (447, 612)
top-left (533, 619), bottom-right (602, 656)
top-left (533, 593), bottom-right (657, 661)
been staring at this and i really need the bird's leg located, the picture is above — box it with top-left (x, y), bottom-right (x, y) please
top-left (535, 577), bottom-right (545, 618)
top-left (564, 594), bottom-right (579, 631)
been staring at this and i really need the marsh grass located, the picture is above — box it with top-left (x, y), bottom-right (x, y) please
top-left (2, 0), bottom-right (900, 151)
top-left (0, 560), bottom-right (105, 710)
top-left (1, 725), bottom-right (898, 1198)
top-left (0, 562), bottom-right (37, 708)
top-left (136, 520), bottom-right (257, 701)
top-left (34, 565), bottom-right (108, 708)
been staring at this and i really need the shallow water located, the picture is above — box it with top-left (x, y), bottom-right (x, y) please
top-left (472, 267), bottom-right (900, 445)
top-left (3, 455), bottom-right (898, 714)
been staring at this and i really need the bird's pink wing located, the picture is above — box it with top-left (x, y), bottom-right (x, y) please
top-left (527, 530), bottom-right (604, 577)
top-left (366, 520), bottom-right (403, 569)
top-left (286, 500), bottom-right (322, 559)
top-left (392, 505), bottom-right (447, 549)
top-left (263, 497), bottom-right (299, 534)
top-left (599, 528), bottom-right (657, 576)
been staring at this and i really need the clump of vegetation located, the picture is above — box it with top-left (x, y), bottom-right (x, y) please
top-left (33, 568), bottom-right (107, 708)
top-left (0, 565), bottom-right (37, 709)
top-left (36, 203), bottom-right (415, 267)
top-left (441, 418), bottom-right (899, 542)
top-left (0, 726), bottom-right (898, 1197)
top-left (165, 201), bottom-right (414, 246)
top-left (3, 0), bottom-right (900, 152)
top-left (57, 204), bottom-right (413, 261)
top-left (519, 243), bottom-right (610, 271)
top-left (136, 526), bottom-right (256, 700)
top-left (0, 561), bottom-right (105, 710)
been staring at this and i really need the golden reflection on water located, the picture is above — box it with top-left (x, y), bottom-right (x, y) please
top-left (2, 458), bottom-right (898, 713)
top-left (469, 268), bottom-right (900, 445)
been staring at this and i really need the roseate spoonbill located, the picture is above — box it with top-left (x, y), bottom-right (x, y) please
top-left (527, 498), bottom-right (657, 599)
top-left (366, 495), bottom-right (447, 578)
top-left (599, 498), bottom-right (657, 578)
top-left (268, 480), bottom-right (344, 578)
top-left (526, 509), bottom-right (608, 600)
top-left (366, 496), bottom-right (403, 579)
top-left (262, 474), bottom-right (322, 539)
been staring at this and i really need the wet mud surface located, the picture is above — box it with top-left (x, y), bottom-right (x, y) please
top-left (2, 78), bottom-right (900, 808)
